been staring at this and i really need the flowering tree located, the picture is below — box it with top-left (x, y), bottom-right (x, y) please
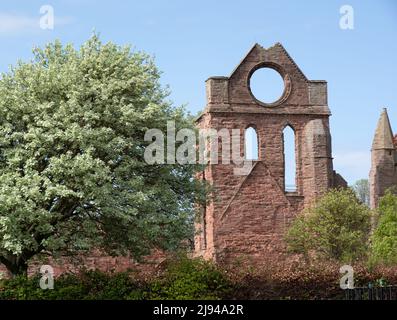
top-left (0, 35), bottom-right (204, 276)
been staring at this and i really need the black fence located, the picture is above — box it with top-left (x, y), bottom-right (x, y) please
top-left (345, 285), bottom-right (397, 300)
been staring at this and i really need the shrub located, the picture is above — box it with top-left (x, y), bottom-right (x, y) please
top-left (0, 275), bottom-right (44, 300)
top-left (371, 190), bottom-right (397, 265)
top-left (0, 270), bottom-right (145, 300)
top-left (285, 188), bottom-right (372, 263)
top-left (1, 259), bottom-right (397, 300)
top-left (146, 255), bottom-right (231, 300)
top-left (226, 259), bottom-right (397, 300)
top-left (0, 257), bottom-right (230, 300)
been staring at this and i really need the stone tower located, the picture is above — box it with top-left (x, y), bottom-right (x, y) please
top-left (369, 108), bottom-right (397, 209)
top-left (195, 43), bottom-right (346, 263)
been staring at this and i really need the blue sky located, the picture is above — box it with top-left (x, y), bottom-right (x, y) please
top-left (0, 0), bottom-right (396, 185)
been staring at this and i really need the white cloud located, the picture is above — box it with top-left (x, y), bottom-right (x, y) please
top-left (0, 13), bottom-right (72, 34)
top-left (333, 151), bottom-right (371, 185)
top-left (0, 14), bottom-right (36, 33)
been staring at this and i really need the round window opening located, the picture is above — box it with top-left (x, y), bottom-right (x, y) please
top-left (249, 67), bottom-right (285, 104)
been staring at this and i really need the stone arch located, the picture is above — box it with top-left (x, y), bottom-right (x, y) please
top-left (244, 126), bottom-right (259, 160)
top-left (282, 125), bottom-right (296, 192)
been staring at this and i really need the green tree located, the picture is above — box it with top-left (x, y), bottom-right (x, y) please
top-left (371, 190), bottom-right (397, 265)
top-left (0, 35), bottom-right (205, 276)
top-left (352, 179), bottom-right (370, 206)
top-left (285, 188), bottom-right (372, 263)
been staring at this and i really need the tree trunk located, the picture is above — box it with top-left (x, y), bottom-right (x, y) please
top-left (8, 261), bottom-right (28, 278)
top-left (0, 257), bottom-right (29, 278)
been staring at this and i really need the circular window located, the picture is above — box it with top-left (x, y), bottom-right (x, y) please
top-left (249, 67), bottom-right (285, 105)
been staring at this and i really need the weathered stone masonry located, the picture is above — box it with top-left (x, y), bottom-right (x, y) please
top-left (370, 108), bottom-right (397, 209)
top-left (195, 43), bottom-right (347, 263)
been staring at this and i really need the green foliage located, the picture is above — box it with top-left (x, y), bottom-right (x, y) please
top-left (2, 258), bottom-right (397, 300)
top-left (0, 34), bottom-right (206, 274)
top-left (0, 270), bottom-right (145, 300)
top-left (371, 190), bottom-right (397, 265)
top-left (146, 255), bottom-right (231, 300)
top-left (0, 274), bottom-right (43, 300)
top-left (0, 257), bottom-right (230, 300)
top-left (285, 188), bottom-right (372, 263)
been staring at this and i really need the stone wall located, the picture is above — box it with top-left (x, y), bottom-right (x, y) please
top-left (0, 250), bottom-right (167, 278)
top-left (195, 43), bottom-right (344, 264)
top-left (369, 109), bottom-right (397, 209)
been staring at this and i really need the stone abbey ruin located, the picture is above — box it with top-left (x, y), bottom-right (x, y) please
top-left (194, 43), bottom-right (395, 263)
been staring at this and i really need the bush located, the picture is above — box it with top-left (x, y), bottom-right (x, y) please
top-left (226, 259), bottom-right (397, 300)
top-left (0, 257), bottom-right (230, 300)
top-left (285, 188), bottom-right (372, 263)
top-left (0, 270), bottom-right (145, 300)
top-left (1, 257), bottom-right (397, 300)
top-left (371, 190), bottom-right (397, 265)
top-left (146, 255), bottom-right (231, 300)
top-left (0, 275), bottom-right (45, 300)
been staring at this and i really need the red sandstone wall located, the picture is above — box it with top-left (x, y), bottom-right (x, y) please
top-left (195, 43), bottom-right (339, 264)
top-left (370, 149), bottom-right (397, 209)
top-left (0, 251), bottom-right (167, 278)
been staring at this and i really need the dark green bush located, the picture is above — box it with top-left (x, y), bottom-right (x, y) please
top-left (146, 255), bottom-right (231, 300)
top-left (0, 275), bottom-right (45, 300)
top-left (0, 270), bottom-right (145, 300)
top-left (285, 188), bottom-right (372, 263)
top-left (371, 190), bottom-right (397, 265)
top-left (0, 257), bottom-right (230, 300)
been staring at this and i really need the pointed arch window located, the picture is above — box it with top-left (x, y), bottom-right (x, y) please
top-left (283, 125), bottom-right (296, 192)
top-left (245, 127), bottom-right (259, 160)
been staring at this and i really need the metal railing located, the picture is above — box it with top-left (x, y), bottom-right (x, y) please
top-left (345, 285), bottom-right (397, 300)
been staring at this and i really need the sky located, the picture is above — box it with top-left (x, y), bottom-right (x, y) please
top-left (0, 0), bottom-right (396, 185)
